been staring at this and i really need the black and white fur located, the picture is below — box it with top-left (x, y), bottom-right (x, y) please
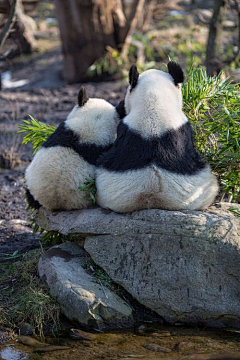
top-left (96, 62), bottom-right (219, 212)
top-left (25, 87), bottom-right (119, 211)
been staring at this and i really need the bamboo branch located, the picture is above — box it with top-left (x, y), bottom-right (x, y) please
top-left (0, 0), bottom-right (18, 51)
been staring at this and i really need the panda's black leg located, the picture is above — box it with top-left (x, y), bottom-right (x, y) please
top-left (25, 188), bottom-right (41, 210)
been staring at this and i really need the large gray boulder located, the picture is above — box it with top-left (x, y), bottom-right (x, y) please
top-left (37, 203), bottom-right (240, 328)
top-left (38, 242), bottom-right (134, 330)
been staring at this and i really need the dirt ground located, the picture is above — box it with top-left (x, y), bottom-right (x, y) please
top-left (0, 46), bottom-right (126, 256)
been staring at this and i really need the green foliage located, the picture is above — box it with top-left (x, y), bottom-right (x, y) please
top-left (0, 250), bottom-right (61, 337)
top-left (84, 259), bottom-right (115, 289)
top-left (0, 250), bottom-right (23, 274)
top-left (228, 207), bottom-right (240, 217)
top-left (87, 46), bottom-right (124, 77)
top-left (87, 34), bottom-right (157, 79)
top-left (178, 39), bottom-right (205, 68)
top-left (18, 115), bottom-right (56, 153)
top-left (183, 66), bottom-right (240, 200)
top-left (79, 178), bottom-right (97, 205)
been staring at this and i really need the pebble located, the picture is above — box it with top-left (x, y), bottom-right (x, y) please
top-left (151, 331), bottom-right (171, 337)
top-left (19, 322), bottom-right (33, 336)
top-left (143, 343), bottom-right (171, 353)
top-left (69, 328), bottom-right (96, 341)
top-left (135, 325), bottom-right (146, 335)
top-left (173, 341), bottom-right (195, 351)
top-left (17, 335), bottom-right (47, 347)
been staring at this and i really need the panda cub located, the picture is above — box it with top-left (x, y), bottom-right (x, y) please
top-left (25, 87), bottom-right (119, 211)
top-left (96, 62), bottom-right (219, 212)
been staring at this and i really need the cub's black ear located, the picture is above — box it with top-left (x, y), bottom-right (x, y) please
top-left (78, 86), bottom-right (89, 107)
top-left (129, 64), bottom-right (139, 91)
top-left (167, 61), bottom-right (184, 85)
top-left (116, 100), bottom-right (126, 119)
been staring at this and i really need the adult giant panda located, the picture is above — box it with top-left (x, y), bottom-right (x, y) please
top-left (96, 62), bottom-right (219, 212)
top-left (25, 87), bottom-right (119, 211)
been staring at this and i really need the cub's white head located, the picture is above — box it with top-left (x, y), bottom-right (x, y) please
top-left (65, 87), bottom-right (118, 146)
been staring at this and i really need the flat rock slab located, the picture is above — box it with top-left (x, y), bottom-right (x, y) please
top-left (37, 203), bottom-right (240, 328)
top-left (38, 242), bottom-right (134, 330)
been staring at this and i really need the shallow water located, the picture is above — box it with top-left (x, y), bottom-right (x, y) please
top-left (1, 325), bottom-right (240, 360)
top-left (0, 345), bottom-right (29, 360)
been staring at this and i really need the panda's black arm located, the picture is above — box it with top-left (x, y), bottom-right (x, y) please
top-left (116, 100), bottom-right (126, 119)
top-left (25, 188), bottom-right (41, 210)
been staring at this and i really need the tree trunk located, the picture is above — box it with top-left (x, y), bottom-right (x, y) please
top-left (142, 0), bottom-right (157, 32)
top-left (0, 0), bottom-right (17, 51)
top-left (13, 0), bottom-right (37, 54)
top-left (54, 0), bottom-right (125, 83)
top-left (0, 0), bottom-right (37, 56)
top-left (206, 0), bottom-right (226, 76)
top-left (54, 0), bottom-right (146, 83)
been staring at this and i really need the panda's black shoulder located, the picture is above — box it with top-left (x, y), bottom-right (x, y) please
top-left (42, 121), bottom-right (113, 166)
top-left (99, 121), bottom-right (206, 175)
top-left (97, 121), bottom-right (151, 170)
top-left (42, 121), bottom-right (78, 149)
top-left (154, 121), bottom-right (206, 174)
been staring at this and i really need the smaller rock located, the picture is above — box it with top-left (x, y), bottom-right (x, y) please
top-left (38, 243), bottom-right (134, 330)
top-left (143, 344), bottom-right (171, 353)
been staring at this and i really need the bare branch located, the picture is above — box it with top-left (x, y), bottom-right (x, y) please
top-left (112, 0), bottom-right (126, 27)
top-left (142, 0), bottom-right (157, 32)
top-left (120, 0), bottom-right (146, 59)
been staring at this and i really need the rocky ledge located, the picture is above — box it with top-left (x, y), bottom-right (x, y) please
top-left (37, 203), bottom-right (240, 329)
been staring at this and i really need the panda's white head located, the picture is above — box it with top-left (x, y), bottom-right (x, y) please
top-left (124, 62), bottom-right (187, 137)
top-left (65, 87), bottom-right (118, 146)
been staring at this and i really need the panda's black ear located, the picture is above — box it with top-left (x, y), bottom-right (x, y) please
top-left (167, 61), bottom-right (184, 85)
top-left (78, 86), bottom-right (89, 107)
top-left (116, 99), bottom-right (126, 119)
top-left (129, 64), bottom-right (139, 91)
